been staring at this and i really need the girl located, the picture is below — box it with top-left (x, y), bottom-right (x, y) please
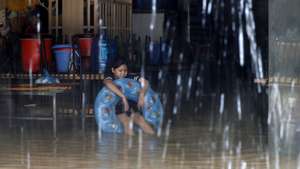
top-left (103, 57), bottom-right (155, 135)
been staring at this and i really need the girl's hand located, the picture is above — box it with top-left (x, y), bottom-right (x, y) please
top-left (138, 77), bottom-right (148, 109)
top-left (137, 94), bottom-right (145, 109)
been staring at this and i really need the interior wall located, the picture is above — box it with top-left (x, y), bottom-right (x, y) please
top-left (62, 0), bottom-right (84, 38)
top-left (132, 13), bottom-right (164, 42)
top-left (49, 0), bottom-right (132, 40)
top-left (0, 0), bottom-right (5, 10)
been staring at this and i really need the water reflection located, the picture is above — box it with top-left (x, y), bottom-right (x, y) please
top-left (0, 114), bottom-right (268, 169)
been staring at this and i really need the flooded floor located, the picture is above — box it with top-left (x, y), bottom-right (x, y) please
top-left (0, 118), bottom-right (267, 169)
top-left (0, 85), bottom-right (270, 169)
top-left (1, 70), bottom-right (299, 169)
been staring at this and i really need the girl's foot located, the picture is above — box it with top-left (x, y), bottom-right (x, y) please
top-left (132, 113), bottom-right (155, 135)
top-left (124, 128), bottom-right (134, 136)
top-left (141, 124), bottom-right (155, 135)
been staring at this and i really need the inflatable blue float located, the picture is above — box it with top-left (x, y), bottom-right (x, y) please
top-left (94, 78), bottom-right (164, 133)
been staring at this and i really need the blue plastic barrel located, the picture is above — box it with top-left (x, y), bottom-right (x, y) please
top-left (161, 42), bottom-right (171, 64)
top-left (52, 44), bottom-right (72, 73)
top-left (98, 38), bottom-right (109, 73)
top-left (149, 42), bottom-right (161, 65)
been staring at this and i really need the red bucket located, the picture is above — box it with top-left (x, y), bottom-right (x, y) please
top-left (43, 38), bottom-right (53, 66)
top-left (21, 39), bottom-right (40, 73)
top-left (78, 37), bottom-right (93, 57)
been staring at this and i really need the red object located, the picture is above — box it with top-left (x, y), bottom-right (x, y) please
top-left (21, 39), bottom-right (41, 73)
top-left (43, 38), bottom-right (53, 66)
top-left (78, 37), bottom-right (93, 57)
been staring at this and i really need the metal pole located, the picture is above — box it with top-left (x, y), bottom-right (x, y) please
top-left (81, 92), bottom-right (86, 130)
top-left (53, 93), bottom-right (57, 137)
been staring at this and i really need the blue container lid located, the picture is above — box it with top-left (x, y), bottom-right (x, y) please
top-left (52, 44), bottom-right (72, 50)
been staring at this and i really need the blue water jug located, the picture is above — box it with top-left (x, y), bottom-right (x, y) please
top-left (98, 27), bottom-right (109, 73)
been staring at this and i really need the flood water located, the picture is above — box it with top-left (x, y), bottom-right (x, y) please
top-left (0, 75), bottom-right (270, 169)
top-left (0, 118), bottom-right (267, 169)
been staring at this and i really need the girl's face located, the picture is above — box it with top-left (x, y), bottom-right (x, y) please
top-left (112, 64), bottom-right (128, 79)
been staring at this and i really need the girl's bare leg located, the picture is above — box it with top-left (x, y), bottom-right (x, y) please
top-left (117, 113), bottom-right (134, 136)
top-left (132, 113), bottom-right (155, 135)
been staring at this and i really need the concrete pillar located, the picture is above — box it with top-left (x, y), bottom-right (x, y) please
top-left (269, 1), bottom-right (300, 169)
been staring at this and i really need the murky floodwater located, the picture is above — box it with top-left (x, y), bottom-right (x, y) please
top-left (0, 110), bottom-right (268, 169)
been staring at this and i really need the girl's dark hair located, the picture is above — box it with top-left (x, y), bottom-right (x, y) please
top-left (110, 57), bottom-right (128, 69)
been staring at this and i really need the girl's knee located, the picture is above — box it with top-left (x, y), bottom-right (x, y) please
top-left (118, 114), bottom-right (129, 123)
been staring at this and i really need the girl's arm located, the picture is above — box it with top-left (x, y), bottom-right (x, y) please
top-left (139, 77), bottom-right (149, 96)
top-left (103, 79), bottom-right (129, 111)
top-left (137, 77), bottom-right (149, 109)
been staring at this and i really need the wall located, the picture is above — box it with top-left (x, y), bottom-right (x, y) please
top-left (49, 0), bottom-right (132, 41)
top-left (269, 0), bottom-right (300, 169)
top-left (132, 13), bottom-right (164, 42)
top-left (6, 0), bottom-right (39, 11)
top-left (62, 0), bottom-right (84, 37)
top-left (0, 0), bottom-right (5, 10)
